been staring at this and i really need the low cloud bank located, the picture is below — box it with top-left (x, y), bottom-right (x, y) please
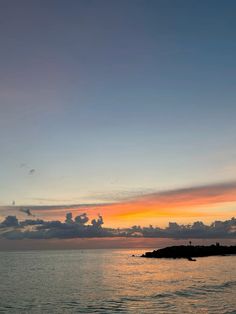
top-left (0, 213), bottom-right (235, 240)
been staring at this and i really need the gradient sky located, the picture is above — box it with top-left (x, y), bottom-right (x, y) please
top-left (1, 1), bottom-right (236, 227)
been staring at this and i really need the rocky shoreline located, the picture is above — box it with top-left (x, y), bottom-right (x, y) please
top-left (141, 244), bottom-right (236, 260)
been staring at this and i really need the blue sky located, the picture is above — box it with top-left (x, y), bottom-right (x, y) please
top-left (0, 0), bottom-right (236, 215)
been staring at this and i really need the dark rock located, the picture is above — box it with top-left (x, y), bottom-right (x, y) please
top-left (141, 244), bottom-right (236, 259)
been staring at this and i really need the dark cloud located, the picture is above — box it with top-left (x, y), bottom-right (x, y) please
top-left (74, 213), bottom-right (89, 225)
top-left (20, 219), bottom-right (44, 226)
top-left (28, 169), bottom-right (36, 175)
top-left (91, 215), bottom-right (103, 229)
top-left (65, 212), bottom-right (73, 224)
top-left (0, 212), bottom-right (109, 239)
top-left (1, 216), bottom-right (19, 227)
top-left (19, 208), bottom-right (33, 216)
top-left (0, 213), bottom-right (235, 240)
top-left (134, 218), bottom-right (236, 239)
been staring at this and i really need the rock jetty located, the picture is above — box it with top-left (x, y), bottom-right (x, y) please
top-left (141, 244), bottom-right (236, 259)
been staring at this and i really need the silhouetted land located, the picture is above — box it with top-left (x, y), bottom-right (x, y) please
top-left (141, 244), bottom-right (236, 259)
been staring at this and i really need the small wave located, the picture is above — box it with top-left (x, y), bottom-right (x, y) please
top-left (152, 280), bottom-right (236, 299)
top-left (152, 292), bottom-right (173, 299)
top-left (198, 280), bottom-right (236, 292)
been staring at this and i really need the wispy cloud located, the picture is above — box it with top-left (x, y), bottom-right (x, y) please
top-left (1, 181), bottom-right (236, 227)
top-left (99, 181), bottom-right (236, 225)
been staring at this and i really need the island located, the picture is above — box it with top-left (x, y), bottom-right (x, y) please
top-left (141, 243), bottom-right (236, 260)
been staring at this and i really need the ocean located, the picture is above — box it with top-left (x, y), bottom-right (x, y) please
top-left (0, 249), bottom-right (235, 313)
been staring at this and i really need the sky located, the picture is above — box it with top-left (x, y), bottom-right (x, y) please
top-left (0, 0), bottom-right (236, 229)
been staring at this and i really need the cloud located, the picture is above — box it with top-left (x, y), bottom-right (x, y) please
top-left (83, 188), bottom-right (155, 202)
top-left (65, 212), bottom-right (73, 224)
top-left (74, 213), bottom-right (89, 225)
top-left (4, 203), bottom-right (110, 211)
top-left (6, 180), bottom-right (236, 212)
top-left (80, 181), bottom-right (236, 204)
top-left (1, 180), bottom-right (236, 227)
top-left (101, 181), bottom-right (236, 224)
top-left (19, 208), bottom-right (33, 216)
top-left (28, 169), bottom-right (36, 175)
top-left (1, 216), bottom-right (19, 227)
top-left (121, 217), bottom-right (236, 239)
top-left (0, 212), bottom-right (235, 240)
top-left (91, 215), bottom-right (103, 229)
top-left (20, 219), bottom-right (44, 226)
top-left (128, 181), bottom-right (236, 205)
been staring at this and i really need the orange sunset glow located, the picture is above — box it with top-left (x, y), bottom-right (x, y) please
top-left (1, 2), bottom-right (236, 313)
top-left (28, 181), bottom-right (236, 227)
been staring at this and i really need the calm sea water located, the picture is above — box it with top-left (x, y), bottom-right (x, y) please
top-left (0, 249), bottom-right (235, 313)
